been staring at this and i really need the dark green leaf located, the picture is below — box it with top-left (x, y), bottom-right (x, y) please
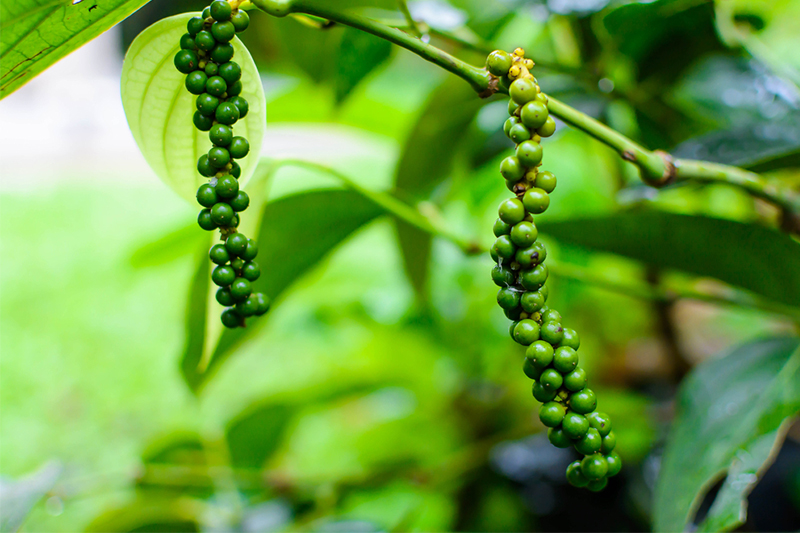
top-left (335, 27), bottom-right (392, 105)
top-left (654, 336), bottom-right (800, 532)
top-left (392, 77), bottom-right (486, 301)
top-left (0, 0), bottom-right (152, 99)
top-left (541, 212), bottom-right (800, 307)
top-left (85, 497), bottom-right (201, 533)
top-left (226, 403), bottom-right (295, 469)
top-left (673, 127), bottom-right (800, 172)
top-left (179, 252), bottom-right (210, 390)
top-left (181, 189), bottom-right (384, 393)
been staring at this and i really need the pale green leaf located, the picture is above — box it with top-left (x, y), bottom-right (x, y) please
top-left (120, 13), bottom-right (266, 204)
top-left (0, 0), bottom-right (152, 99)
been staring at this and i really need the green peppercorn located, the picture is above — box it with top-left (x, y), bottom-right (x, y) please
top-left (202, 6), bottom-right (211, 18)
top-left (486, 49), bottom-right (513, 76)
top-left (220, 307), bottom-right (241, 328)
top-left (204, 62), bottom-right (219, 76)
top-left (215, 101), bottom-right (240, 125)
top-left (491, 265), bottom-right (515, 287)
top-left (522, 187), bottom-right (550, 214)
top-left (534, 170), bottom-right (557, 193)
top-left (509, 220), bottom-right (537, 247)
top-left (197, 209), bottom-right (217, 230)
top-left (231, 9), bottom-right (250, 32)
top-left (216, 287), bottom-right (235, 306)
top-left (587, 412), bottom-right (612, 437)
top-left (205, 75), bottom-right (228, 97)
top-left (229, 95), bottom-right (249, 118)
top-left (180, 33), bottom-right (197, 50)
top-left (575, 427), bottom-right (602, 455)
top-left (504, 307), bottom-right (523, 321)
top-left (225, 233), bottom-right (248, 256)
top-left (212, 265), bottom-right (236, 286)
top-left (569, 389), bottom-right (597, 415)
top-left (229, 277), bottom-right (252, 301)
top-left (548, 427), bottom-right (572, 448)
top-left (498, 197), bottom-right (526, 224)
top-left (230, 257), bottom-right (245, 272)
top-left (191, 113), bottom-right (211, 134)
top-left (522, 357), bottom-right (542, 380)
top-left (218, 61), bottom-right (242, 84)
top-left (587, 478), bottom-right (608, 492)
top-left (197, 154), bottom-right (216, 177)
top-left (509, 78), bottom-right (538, 104)
top-left (560, 328), bottom-right (580, 350)
top-left (196, 93), bottom-right (220, 116)
top-left (242, 261), bottom-right (260, 281)
top-left (229, 136), bottom-right (249, 159)
top-left (210, 0), bottom-right (233, 21)
top-left (211, 43), bottom-right (235, 63)
top-left (520, 290), bottom-right (545, 313)
top-left (253, 292), bottom-right (270, 315)
top-left (563, 367), bottom-right (588, 392)
top-left (540, 321), bottom-right (564, 345)
top-left (605, 452), bottom-right (622, 477)
top-left (508, 99), bottom-right (519, 116)
top-left (526, 340), bottom-right (554, 369)
top-left (539, 401), bottom-right (566, 427)
top-left (209, 243), bottom-right (230, 265)
top-left (196, 183), bottom-right (218, 207)
top-left (543, 309), bottom-right (562, 325)
top-left (187, 16), bottom-right (205, 36)
top-left (227, 80), bottom-right (243, 97)
top-left (561, 411), bottom-right (589, 440)
top-left (499, 156), bottom-right (525, 182)
top-left (209, 124), bottom-right (233, 146)
top-left (208, 146), bottom-right (231, 168)
top-left (520, 100), bottom-right (548, 130)
top-left (539, 368), bottom-right (563, 391)
top-left (185, 71), bottom-right (208, 95)
top-left (512, 319), bottom-right (540, 346)
top-left (210, 202), bottom-right (234, 225)
top-left (215, 175), bottom-right (239, 199)
top-left (553, 346), bottom-right (579, 374)
top-left (497, 287), bottom-right (521, 310)
top-left (194, 30), bottom-right (216, 52)
top-left (516, 140), bottom-right (543, 167)
top-left (241, 239), bottom-right (258, 261)
top-left (492, 235), bottom-right (517, 260)
top-left (508, 123), bottom-right (532, 144)
top-left (566, 460), bottom-right (589, 488)
top-left (229, 190), bottom-right (250, 212)
top-left (580, 454), bottom-right (608, 480)
top-left (538, 116), bottom-right (556, 137)
top-left (532, 381), bottom-right (557, 403)
top-left (230, 161), bottom-right (242, 178)
top-left (503, 116), bottom-right (519, 136)
top-left (601, 431), bottom-right (616, 454)
top-left (174, 50), bottom-right (199, 74)
top-left (212, 20), bottom-right (236, 43)
top-left (520, 263), bottom-right (548, 290)
top-left (493, 218), bottom-right (512, 237)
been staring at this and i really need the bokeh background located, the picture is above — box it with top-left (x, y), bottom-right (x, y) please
top-left (1, 0), bottom-right (800, 531)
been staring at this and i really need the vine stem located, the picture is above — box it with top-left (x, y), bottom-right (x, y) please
top-left (252, 0), bottom-right (800, 231)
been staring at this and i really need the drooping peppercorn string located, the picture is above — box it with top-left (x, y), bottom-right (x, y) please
top-left (487, 48), bottom-right (622, 491)
top-left (174, 0), bottom-right (269, 328)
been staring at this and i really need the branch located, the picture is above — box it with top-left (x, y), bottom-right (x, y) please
top-left (251, 0), bottom-right (800, 232)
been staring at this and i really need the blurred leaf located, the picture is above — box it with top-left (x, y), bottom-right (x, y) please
top-left (0, 0), bottom-right (151, 99)
top-left (130, 222), bottom-right (202, 268)
top-left (0, 462), bottom-right (61, 533)
top-left (673, 127), bottom-right (800, 172)
top-left (226, 403), bottom-right (295, 469)
top-left (273, 17), bottom-right (340, 83)
top-left (137, 432), bottom-right (213, 497)
top-left (181, 189), bottom-right (384, 393)
top-left (541, 212), bottom-right (800, 307)
top-left (335, 28), bottom-right (392, 105)
top-left (121, 13), bottom-right (266, 204)
top-left (602, 0), bottom-right (723, 82)
top-left (654, 336), bottom-right (800, 532)
top-left (85, 497), bottom-right (201, 533)
top-left (393, 77), bottom-right (486, 301)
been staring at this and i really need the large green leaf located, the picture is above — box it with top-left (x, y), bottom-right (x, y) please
top-left (392, 77), bottom-right (486, 301)
top-left (540, 212), bottom-right (800, 307)
top-left (0, 0), bottom-right (151, 99)
top-left (121, 13), bottom-right (266, 204)
top-left (654, 336), bottom-right (800, 532)
top-left (85, 497), bottom-right (201, 533)
top-left (335, 27), bottom-right (391, 105)
top-left (226, 403), bottom-right (295, 469)
top-left (181, 189), bottom-right (384, 392)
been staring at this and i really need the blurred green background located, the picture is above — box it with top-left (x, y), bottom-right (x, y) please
top-left (1, 0), bottom-right (799, 531)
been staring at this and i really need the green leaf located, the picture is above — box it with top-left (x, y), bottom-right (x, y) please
top-left (654, 336), bottom-right (800, 532)
top-left (181, 189), bottom-right (384, 393)
top-left (120, 13), bottom-right (266, 204)
top-left (130, 222), bottom-right (202, 269)
top-left (0, 0), bottom-right (152, 99)
top-left (335, 27), bottom-right (392, 105)
top-left (85, 497), bottom-right (201, 533)
top-left (541, 212), bottom-right (800, 307)
top-left (393, 77), bottom-right (486, 301)
top-left (673, 127), bottom-right (800, 172)
top-left (226, 403), bottom-right (295, 469)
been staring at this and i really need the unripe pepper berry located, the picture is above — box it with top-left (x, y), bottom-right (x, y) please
top-left (509, 78), bottom-right (538, 104)
top-left (486, 49), bottom-right (513, 76)
top-left (526, 340), bottom-right (554, 369)
top-left (498, 197), bottom-right (526, 225)
top-left (581, 454), bottom-right (608, 480)
top-left (539, 401), bottom-right (566, 427)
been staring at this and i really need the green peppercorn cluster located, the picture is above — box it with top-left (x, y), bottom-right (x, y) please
top-left (486, 48), bottom-right (622, 491)
top-left (174, 0), bottom-right (269, 328)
